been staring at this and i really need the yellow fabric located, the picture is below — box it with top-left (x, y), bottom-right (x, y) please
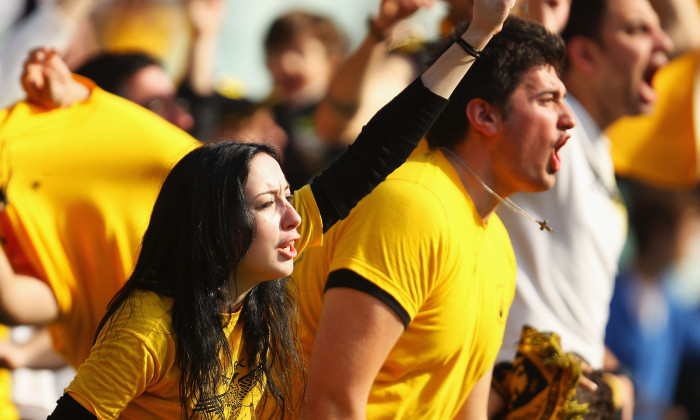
top-left (295, 150), bottom-right (516, 419)
top-left (0, 78), bottom-right (199, 368)
top-left (67, 291), bottom-right (261, 420)
top-left (65, 186), bottom-right (320, 419)
top-left (492, 326), bottom-right (588, 420)
top-left (92, 2), bottom-right (191, 82)
top-left (0, 326), bottom-right (19, 420)
top-left (608, 51), bottom-right (700, 189)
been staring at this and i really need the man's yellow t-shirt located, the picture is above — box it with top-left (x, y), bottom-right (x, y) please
top-left (295, 150), bottom-right (516, 419)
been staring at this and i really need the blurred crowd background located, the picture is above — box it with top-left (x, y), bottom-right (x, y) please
top-left (2, 0), bottom-right (700, 419)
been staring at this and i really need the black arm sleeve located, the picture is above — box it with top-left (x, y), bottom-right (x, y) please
top-left (310, 77), bottom-right (448, 232)
top-left (47, 393), bottom-right (98, 420)
top-left (326, 269), bottom-right (411, 328)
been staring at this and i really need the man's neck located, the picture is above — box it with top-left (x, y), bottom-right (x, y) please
top-left (439, 147), bottom-right (502, 223)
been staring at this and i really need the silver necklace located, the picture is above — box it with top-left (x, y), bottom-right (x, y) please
top-left (440, 147), bottom-right (553, 232)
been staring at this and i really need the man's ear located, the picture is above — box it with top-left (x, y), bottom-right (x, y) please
top-left (466, 98), bottom-right (501, 136)
top-left (566, 36), bottom-right (598, 74)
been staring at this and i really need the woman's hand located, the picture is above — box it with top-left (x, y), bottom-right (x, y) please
top-left (469, 0), bottom-right (517, 41)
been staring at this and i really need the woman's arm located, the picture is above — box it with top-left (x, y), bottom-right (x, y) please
top-left (48, 394), bottom-right (97, 420)
top-left (310, 0), bottom-right (515, 232)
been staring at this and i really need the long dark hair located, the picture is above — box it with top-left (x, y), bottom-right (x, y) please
top-left (95, 141), bottom-right (304, 418)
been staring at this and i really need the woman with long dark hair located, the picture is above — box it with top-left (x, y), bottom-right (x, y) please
top-left (47, 0), bottom-right (514, 418)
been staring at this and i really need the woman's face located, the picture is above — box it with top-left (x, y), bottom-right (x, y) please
top-left (236, 153), bottom-right (301, 287)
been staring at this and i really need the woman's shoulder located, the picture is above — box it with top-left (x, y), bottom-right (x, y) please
top-left (104, 290), bottom-right (175, 341)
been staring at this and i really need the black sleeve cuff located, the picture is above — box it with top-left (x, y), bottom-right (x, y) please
top-left (48, 393), bottom-right (97, 420)
top-left (325, 269), bottom-right (410, 327)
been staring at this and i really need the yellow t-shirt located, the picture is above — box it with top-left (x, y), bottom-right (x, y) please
top-left (295, 150), bottom-right (516, 419)
top-left (65, 185), bottom-right (321, 419)
top-left (608, 51), bottom-right (700, 188)
top-left (0, 326), bottom-right (18, 420)
top-left (0, 79), bottom-right (199, 368)
top-left (67, 290), bottom-right (262, 419)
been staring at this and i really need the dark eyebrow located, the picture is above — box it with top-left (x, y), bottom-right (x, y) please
top-left (535, 88), bottom-right (566, 99)
top-left (255, 184), bottom-right (291, 199)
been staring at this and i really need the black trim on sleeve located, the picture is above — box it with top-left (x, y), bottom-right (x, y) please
top-left (310, 77), bottom-right (448, 233)
top-left (48, 393), bottom-right (97, 420)
top-left (325, 269), bottom-right (411, 328)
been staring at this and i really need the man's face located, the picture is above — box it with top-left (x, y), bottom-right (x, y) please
top-left (590, 0), bottom-right (672, 124)
top-left (126, 65), bottom-right (194, 132)
top-left (265, 33), bottom-right (338, 107)
top-left (493, 65), bottom-right (575, 195)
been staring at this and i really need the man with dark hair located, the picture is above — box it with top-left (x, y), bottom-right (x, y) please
top-left (75, 52), bottom-right (194, 132)
top-left (496, 0), bottom-right (672, 414)
top-left (294, 11), bottom-right (575, 419)
top-left (263, 9), bottom-right (349, 190)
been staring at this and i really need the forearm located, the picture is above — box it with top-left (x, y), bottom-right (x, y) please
top-left (454, 368), bottom-right (493, 420)
top-left (0, 249), bottom-right (59, 325)
top-left (301, 393), bottom-right (367, 420)
top-left (649, 0), bottom-right (700, 56)
top-left (186, 32), bottom-right (219, 96)
top-left (48, 393), bottom-right (97, 420)
top-left (315, 32), bottom-right (388, 142)
top-left (15, 327), bottom-right (66, 369)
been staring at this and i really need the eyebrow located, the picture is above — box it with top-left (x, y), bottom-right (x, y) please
top-left (534, 88), bottom-right (566, 99)
top-left (255, 185), bottom-right (291, 199)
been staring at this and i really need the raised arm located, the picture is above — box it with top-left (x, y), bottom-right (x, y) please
top-left (21, 46), bottom-right (90, 109)
top-left (309, 0), bottom-right (515, 233)
top-left (0, 0), bottom-right (97, 109)
top-left (314, 0), bottom-right (434, 145)
top-left (0, 247), bottom-right (59, 325)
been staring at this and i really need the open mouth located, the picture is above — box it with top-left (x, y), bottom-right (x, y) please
top-left (551, 134), bottom-right (570, 172)
top-left (278, 240), bottom-right (298, 259)
top-left (640, 60), bottom-right (663, 105)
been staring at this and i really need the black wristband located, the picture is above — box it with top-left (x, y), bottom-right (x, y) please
top-left (455, 37), bottom-right (481, 58)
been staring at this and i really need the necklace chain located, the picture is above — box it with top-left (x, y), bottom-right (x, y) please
top-left (439, 147), bottom-right (553, 232)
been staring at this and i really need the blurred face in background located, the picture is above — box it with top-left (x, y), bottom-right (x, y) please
top-left (125, 64), bottom-right (195, 132)
top-left (515, 0), bottom-right (572, 34)
top-left (587, 0), bottom-right (672, 125)
top-left (265, 32), bottom-right (341, 108)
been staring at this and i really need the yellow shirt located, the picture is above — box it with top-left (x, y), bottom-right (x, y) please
top-left (0, 79), bottom-right (199, 368)
top-left (608, 51), bottom-right (700, 188)
top-left (0, 326), bottom-right (18, 420)
top-left (295, 150), bottom-right (516, 419)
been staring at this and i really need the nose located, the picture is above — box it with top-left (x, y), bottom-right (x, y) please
top-left (171, 106), bottom-right (195, 132)
top-left (282, 199), bottom-right (302, 231)
top-left (558, 102), bottom-right (576, 131)
top-left (653, 25), bottom-right (673, 56)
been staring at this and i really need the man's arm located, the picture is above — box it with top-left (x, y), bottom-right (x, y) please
top-left (0, 326), bottom-right (66, 369)
top-left (300, 285), bottom-right (405, 420)
top-left (454, 367), bottom-right (494, 420)
top-left (314, 0), bottom-right (431, 145)
top-left (0, 248), bottom-right (59, 325)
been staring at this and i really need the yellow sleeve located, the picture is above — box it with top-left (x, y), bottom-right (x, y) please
top-left (65, 296), bottom-right (171, 419)
top-left (327, 182), bottom-right (447, 319)
top-left (292, 185), bottom-right (323, 256)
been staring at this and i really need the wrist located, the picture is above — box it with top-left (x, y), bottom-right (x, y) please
top-left (62, 79), bottom-right (90, 107)
top-left (461, 26), bottom-right (494, 51)
top-left (367, 17), bottom-right (390, 42)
